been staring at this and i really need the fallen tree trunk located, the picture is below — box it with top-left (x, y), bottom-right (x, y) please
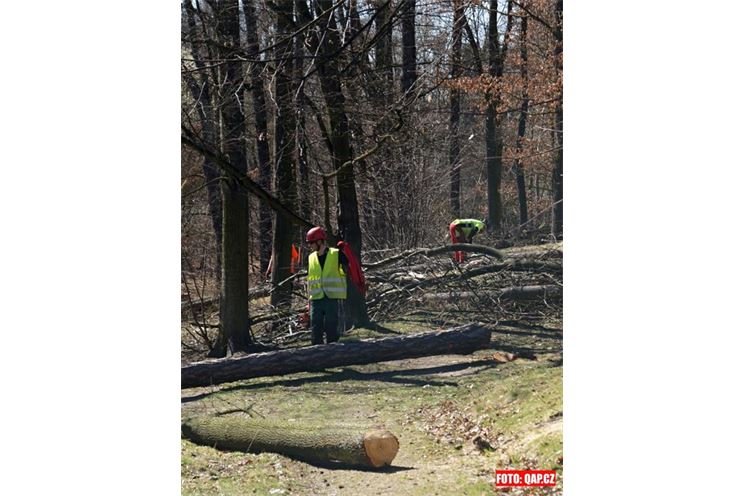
top-left (364, 243), bottom-right (505, 270)
top-left (182, 324), bottom-right (491, 388)
top-left (367, 260), bottom-right (562, 287)
top-left (182, 416), bottom-right (399, 468)
top-left (418, 285), bottom-right (562, 301)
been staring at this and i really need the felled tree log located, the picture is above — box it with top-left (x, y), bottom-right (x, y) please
top-left (182, 416), bottom-right (399, 468)
top-left (182, 324), bottom-right (491, 388)
top-left (364, 243), bottom-right (505, 270)
top-left (418, 285), bottom-right (562, 301)
top-left (367, 260), bottom-right (562, 288)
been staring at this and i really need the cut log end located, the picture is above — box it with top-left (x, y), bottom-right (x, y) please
top-left (363, 429), bottom-right (399, 467)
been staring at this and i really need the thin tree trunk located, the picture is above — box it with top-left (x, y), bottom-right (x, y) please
top-left (485, 102), bottom-right (502, 233)
top-left (296, 32), bottom-right (311, 224)
top-left (397, 0), bottom-right (418, 248)
top-left (514, 12), bottom-right (529, 227)
top-left (400, 0), bottom-right (417, 97)
top-left (485, 0), bottom-right (513, 233)
top-left (183, 3), bottom-right (223, 278)
top-left (366, 0), bottom-right (394, 245)
top-left (270, 0), bottom-right (298, 309)
top-left (449, 0), bottom-right (465, 218)
top-left (552, 0), bottom-right (563, 239)
top-left (243, 0), bottom-right (273, 274)
top-left (374, 0), bottom-right (394, 100)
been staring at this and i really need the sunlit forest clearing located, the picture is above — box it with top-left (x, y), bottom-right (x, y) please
top-left (182, 0), bottom-right (562, 493)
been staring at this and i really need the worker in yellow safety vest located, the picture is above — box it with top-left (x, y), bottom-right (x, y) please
top-left (305, 226), bottom-right (348, 345)
top-left (449, 218), bottom-right (486, 263)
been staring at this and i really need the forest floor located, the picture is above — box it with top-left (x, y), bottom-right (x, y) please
top-left (181, 311), bottom-right (563, 495)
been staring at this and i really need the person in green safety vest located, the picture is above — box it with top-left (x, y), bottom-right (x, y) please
top-left (305, 226), bottom-right (348, 345)
top-left (449, 218), bottom-right (486, 263)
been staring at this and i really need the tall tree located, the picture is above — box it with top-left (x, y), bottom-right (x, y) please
top-left (552, 0), bottom-right (563, 238)
top-left (449, 0), bottom-right (465, 218)
top-left (398, 0), bottom-right (418, 247)
top-left (214, 0), bottom-right (252, 356)
top-left (400, 0), bottom-right (418, 96)
top-left (295, 22), bottom-right (311, 224)
top-left (374, 0), bottom-right (394, 100)
top-left (270, 0), bottom-right (299, 309)
top-left (296, 0), bottom-right (369, 326)
top-left (363, 0), bottom-right (395, 246)
top-left (243, 0), bottom-right (273, 274)
top-left (485, 0), bottom-right (513, 233)
top-left (514, 10), bottom-right (529, 228)
top-left (183, 1), bottom-right (223, 277)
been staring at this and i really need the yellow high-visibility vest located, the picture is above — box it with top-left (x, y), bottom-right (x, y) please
top-left (453, 219), bottom-right (486, 237)
top-left (308, 248), bottom-right (347, 300)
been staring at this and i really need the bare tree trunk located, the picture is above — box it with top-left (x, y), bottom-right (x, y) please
top-left (324, 81), bottom-right (368, 327)
top-left (270, 0), bottom-right (298, 309)
top-left (183, 3), bottom-right (223, 278)
top-left (297, 0), bottom-right (369, 326)
top-left (296, 31), bottom-right (311, 224)
top-left (398, 0), bottom-right (418, 248)
top-left (485, 0), bottom-right (513, 233)
top-left (514, 12), bottom-right (529, 228)
top-left (449, 0), bottom-right (465, 218)
top-left (364, 0), bottom-right (395, 246)
top-left (181, 324), bottom-right (491, 388)
top-left (552, 0), bottom-right (563, 239)
top-left (243, 0), bottom-right (273, 274)
top-left (214, 0), bottom-right (252, 356)
top-left (400, 0), bottom-right (417, 97)
top-left (374, 0), bottom-right (394, 98)
top-left (342, 4), bottom-right (371, 241)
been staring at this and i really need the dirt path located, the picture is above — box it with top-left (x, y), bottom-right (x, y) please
top-left (284, 355), bottom-right (501, 496)
top-left (182, 323), bottom-right (563, 495)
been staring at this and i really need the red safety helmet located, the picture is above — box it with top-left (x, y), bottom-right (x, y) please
top-left (305, 226), bottom-right (327, 243)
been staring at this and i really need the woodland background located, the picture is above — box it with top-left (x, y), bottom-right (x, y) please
top-left (6, 1), bottom-right (743, 495)
top-left (181, 0), bottom-right (563, 358)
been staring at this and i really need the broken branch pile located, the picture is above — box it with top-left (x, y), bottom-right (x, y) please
top-left (364, 242), bottom-right (563, 321)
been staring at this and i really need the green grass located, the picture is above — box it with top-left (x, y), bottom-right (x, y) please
top-left (182, 317), bottom-right (562, 494)
top-left (181, 441), bottom-right (293, 495)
